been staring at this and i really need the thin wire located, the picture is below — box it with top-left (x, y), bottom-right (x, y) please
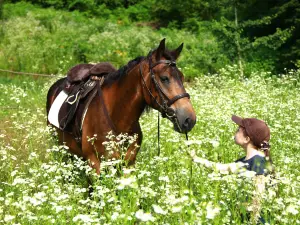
top-left (0, 69), bottom-right (55, 77)
top-left (157, 111), bottom-right (160, 156)
top-left (186, 133), bottom-right (192, 192)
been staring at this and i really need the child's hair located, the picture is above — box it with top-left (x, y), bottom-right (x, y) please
top-left (232, 115), bottom-right (274, 174)
top-left (240, 127), bottom-right (270, 153)
top-left (260, 140), bottom-right (274, 174)
top-left (261, 141), bottom-right (271, 158)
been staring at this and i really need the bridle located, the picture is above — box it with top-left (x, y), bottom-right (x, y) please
top-left (139, 50), bottom-right (190, 132)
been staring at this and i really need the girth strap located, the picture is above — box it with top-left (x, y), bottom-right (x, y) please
top-left (96, 81), bottom-right (117, 133)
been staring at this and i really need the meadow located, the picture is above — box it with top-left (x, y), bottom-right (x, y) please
top-left (1, 2), bottom-right (300, 225)
top-left (1, 66), bottom-right (300, 224)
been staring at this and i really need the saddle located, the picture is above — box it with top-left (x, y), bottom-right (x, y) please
top-left (58, 62), bottom-right (117, 143)
top-left (64, 62), bottom-right (117, 90)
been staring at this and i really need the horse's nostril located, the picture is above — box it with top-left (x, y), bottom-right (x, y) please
top-left (183, 117), bottom-right (191, 129)
top-left (176, 108), bottom-right (196, 133)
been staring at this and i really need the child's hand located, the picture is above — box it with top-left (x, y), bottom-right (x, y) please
top-left (189, 150), bottom-right (213, 168)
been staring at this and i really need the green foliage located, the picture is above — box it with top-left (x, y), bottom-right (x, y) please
top-left (151, 0), bottom-right (300, 73)
top-left (216, 0), bottom-right (300, 73)
top-left (0, 2), bottom-right (229, 78)
top-left (0, 0), bottom-right (3, 19)
top-left (152, 0), bottom-right (218, 28)
top-left (2, 0), bottom-right (300, 76)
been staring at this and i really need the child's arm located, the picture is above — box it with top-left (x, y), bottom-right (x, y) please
top-left (190, 150), bottom-right (245, 174)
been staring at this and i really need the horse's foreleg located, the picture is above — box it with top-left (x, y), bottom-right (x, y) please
top-left (124, 127), bottom-right (142, 166)
top-left (87, 153), bottom-right (101, 175)
top-left (82, 139), bottom-right (102, 175)
top-left (124, 145), bottom-right (140, 166)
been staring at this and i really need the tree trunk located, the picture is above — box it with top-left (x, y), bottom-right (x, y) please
top-left (234, 4), bottom-right (244, 78)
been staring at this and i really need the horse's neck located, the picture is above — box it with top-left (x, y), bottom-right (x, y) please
top-left (105, 65), bottom-right (146, 133)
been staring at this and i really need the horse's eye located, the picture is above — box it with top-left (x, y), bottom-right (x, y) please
top-left (160, 75), bottom-right (169, 83)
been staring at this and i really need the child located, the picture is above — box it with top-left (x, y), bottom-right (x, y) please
top-left (191, 115), bottom-right (272, 224)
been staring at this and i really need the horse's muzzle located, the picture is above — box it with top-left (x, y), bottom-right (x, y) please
top-left (174, 108), bottom-right (196, 133)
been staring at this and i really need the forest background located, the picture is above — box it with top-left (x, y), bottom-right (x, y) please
top-left (0, 0), bottom-right (300, 79)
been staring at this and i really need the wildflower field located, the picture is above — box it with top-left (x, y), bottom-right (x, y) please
top-left (1, 2), bottom-right (300, 224)
top-left (0, 67), bottom-right (300, 225)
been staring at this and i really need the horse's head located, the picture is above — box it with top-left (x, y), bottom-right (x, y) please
top-left (140, 38), bottom-right (196, 133)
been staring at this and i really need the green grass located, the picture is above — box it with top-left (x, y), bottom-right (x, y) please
top-left (0, 66), bottom-right (300, 224)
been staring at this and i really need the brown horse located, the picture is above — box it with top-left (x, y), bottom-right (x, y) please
top-left (46, 39), bottom-right (196, 174)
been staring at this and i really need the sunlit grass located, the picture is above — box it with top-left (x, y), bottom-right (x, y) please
top-left (0, 66), bottom-right (300, 224)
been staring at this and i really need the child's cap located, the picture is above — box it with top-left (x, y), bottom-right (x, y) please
top-left (232, 115), bottom-right (270, 148)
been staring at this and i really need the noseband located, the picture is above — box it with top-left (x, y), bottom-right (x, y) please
top-left (139, 51), bottom-right (190, 129)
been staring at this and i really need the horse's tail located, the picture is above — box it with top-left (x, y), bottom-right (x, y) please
top-left (46, 77), bottom-right (66, 121)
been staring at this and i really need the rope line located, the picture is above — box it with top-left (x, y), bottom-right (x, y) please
top-left (0, 69), bottom-right (55, 77)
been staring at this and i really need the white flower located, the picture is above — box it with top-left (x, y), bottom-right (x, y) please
top-left (206, 202), bottom-right (221, 219)
top-left (267, 189), bottom-right (276, 199)
top-left (185, 140), bottom-right (202, 145)
top-left (11, 170), bottom-right (18, 177)
top-left (158, 176), bottom-right (169, 182)
top-left (12, 177), bottom-right (28, 185)
top-left (29, 198), bottom-right (40, 206)
top-left (171, 206), bottom-right (182, 213)
top-left (111, 212), bottom-right (119, 220)
top-left (34, 192), bottom-right (46, 199)
top-left (135, 209), bottom-right (155, 222)
top-left (54, 205), bottom-right (64, 213)
top-left (286, 204), bottom-right (299, 215)
top-left (123, 168), bottom-right (136, 175)
top-left (117, 176), bottom-right (137, 190)
top-left (210, 140), bottom-right (220, 148)
top-left (73, 214), bottom-right (94, 223)
top-left (283, 157), bottom-right (292, 164)
top-left (152, 204), bottom-right (167, 215)
top-left (56, 194), bottom-right (69, 201)
top-left (238, 170), bottom-right (256, 178)
top-left (101, 160), bottom-right (122, 167)
top-left (4, 215), bottom-right (15, 222)
top-left (183, 190), bottom-right (190, 194)
top-left (29, 152), bottom-right (38, 158)
top-left (107, 197), bottom-right (115, 203)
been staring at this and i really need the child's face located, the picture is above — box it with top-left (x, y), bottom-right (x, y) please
top-left (234, 126), bottom-right (250, 148)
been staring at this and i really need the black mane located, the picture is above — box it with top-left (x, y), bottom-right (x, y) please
top-left (102, 48), bottom-right (176, 87)
top-left (103, 56), bottom-right (145, 86)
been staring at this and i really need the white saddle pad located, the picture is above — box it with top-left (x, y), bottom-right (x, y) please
top-left (48, 90), bottom-right (68, 128)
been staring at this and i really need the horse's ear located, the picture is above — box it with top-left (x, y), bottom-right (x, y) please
top-left (156, 38), bottom-right (166, 60)
top-left (172, 43), bottom-right (184, 60)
